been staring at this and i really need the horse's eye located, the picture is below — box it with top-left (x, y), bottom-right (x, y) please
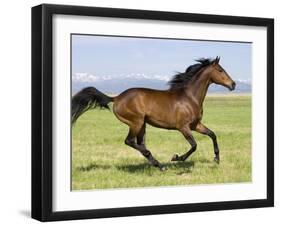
top-left (218, 69), bottom-right (223, 73)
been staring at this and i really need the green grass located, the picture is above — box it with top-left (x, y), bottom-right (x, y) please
top-left (72, 94), bottom-right (251, 190)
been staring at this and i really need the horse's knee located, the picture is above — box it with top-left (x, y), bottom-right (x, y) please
top-left (208, 131), bottom-right (217, 141)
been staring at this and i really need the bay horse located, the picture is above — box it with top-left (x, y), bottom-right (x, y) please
top-left (72, 57), bottom-right (236, 171)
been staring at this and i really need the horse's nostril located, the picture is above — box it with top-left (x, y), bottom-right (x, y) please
top-left (232, 82), bottom-right (236, 90)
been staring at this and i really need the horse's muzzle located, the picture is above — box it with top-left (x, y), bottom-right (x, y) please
top-left (229, 82), bottom-right (236, 91)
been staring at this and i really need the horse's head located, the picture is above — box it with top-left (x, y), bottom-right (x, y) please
top-left (209, 57), bottom-right (236, 91)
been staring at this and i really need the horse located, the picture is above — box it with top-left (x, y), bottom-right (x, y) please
top-left (72, 57), bottom-right (236, 171)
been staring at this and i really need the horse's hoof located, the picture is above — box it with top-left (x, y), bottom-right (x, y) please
top-left (171, 154), bottom-right (179, 161)
top-left (214, 157), bottom-right (220, 164)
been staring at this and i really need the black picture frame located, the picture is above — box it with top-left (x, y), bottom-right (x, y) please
top-left (32, 3), bottom-right (274, 222)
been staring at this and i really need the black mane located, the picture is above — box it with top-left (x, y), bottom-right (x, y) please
top-left (168, 58), bottom-right (213, 90)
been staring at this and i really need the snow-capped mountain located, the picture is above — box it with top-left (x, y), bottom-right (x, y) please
top-left (72, 72), bottom-right (251, 94)
top-left (72, 72), bottom-right (171, 82)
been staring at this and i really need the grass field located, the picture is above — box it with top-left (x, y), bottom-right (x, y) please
top-left (72, 94), bottom-right (251, 190)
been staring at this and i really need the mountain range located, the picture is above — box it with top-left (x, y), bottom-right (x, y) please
top-left (72, 73), bottom-right (251, 95)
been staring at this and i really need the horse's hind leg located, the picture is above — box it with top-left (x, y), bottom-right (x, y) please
top-left (125, 124), bottom-right (166, 171)
top-left (171, 127), bottom-right (197, 162)
top-left (137, 123), bottom-right (146, 147)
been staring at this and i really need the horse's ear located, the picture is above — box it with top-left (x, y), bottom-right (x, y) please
top-left (212, 56), bottom-right (220, 65)
top-left (217, 56), bottom-right (220, 63)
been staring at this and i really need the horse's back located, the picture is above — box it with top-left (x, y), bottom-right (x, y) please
top-left (118, 87), bottom-right (167, 96)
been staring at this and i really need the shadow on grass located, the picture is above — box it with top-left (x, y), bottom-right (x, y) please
top-left (76, 163), bottom-right (111, 172)
top-left (76, 161), bottom-right (195, 173)
top-left (116, 161), bottom-right (195, 173)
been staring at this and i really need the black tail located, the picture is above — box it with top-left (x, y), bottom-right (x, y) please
top-left (72, 87), bottom-right (114, 124)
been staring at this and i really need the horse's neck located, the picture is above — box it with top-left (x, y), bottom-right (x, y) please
top-left (185, 69), bottom-right (211, 107)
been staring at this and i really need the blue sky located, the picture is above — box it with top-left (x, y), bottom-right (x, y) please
top-left (72, 34), bottom-right (252, 81)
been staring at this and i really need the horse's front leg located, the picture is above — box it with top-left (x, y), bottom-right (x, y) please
top-left (195, 122), bottom-right (220, 163)
top-left (171, 127), bottom-right (197, 161)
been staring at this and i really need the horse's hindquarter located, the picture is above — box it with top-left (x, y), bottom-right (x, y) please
top-left (112, 88), bottom-right (147, 126)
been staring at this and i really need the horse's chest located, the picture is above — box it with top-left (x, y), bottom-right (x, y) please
top-left (174, 105), bottom-right (202, 129)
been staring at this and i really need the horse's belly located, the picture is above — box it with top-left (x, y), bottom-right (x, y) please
top-left (145, 116), bottom-right (176, 130)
